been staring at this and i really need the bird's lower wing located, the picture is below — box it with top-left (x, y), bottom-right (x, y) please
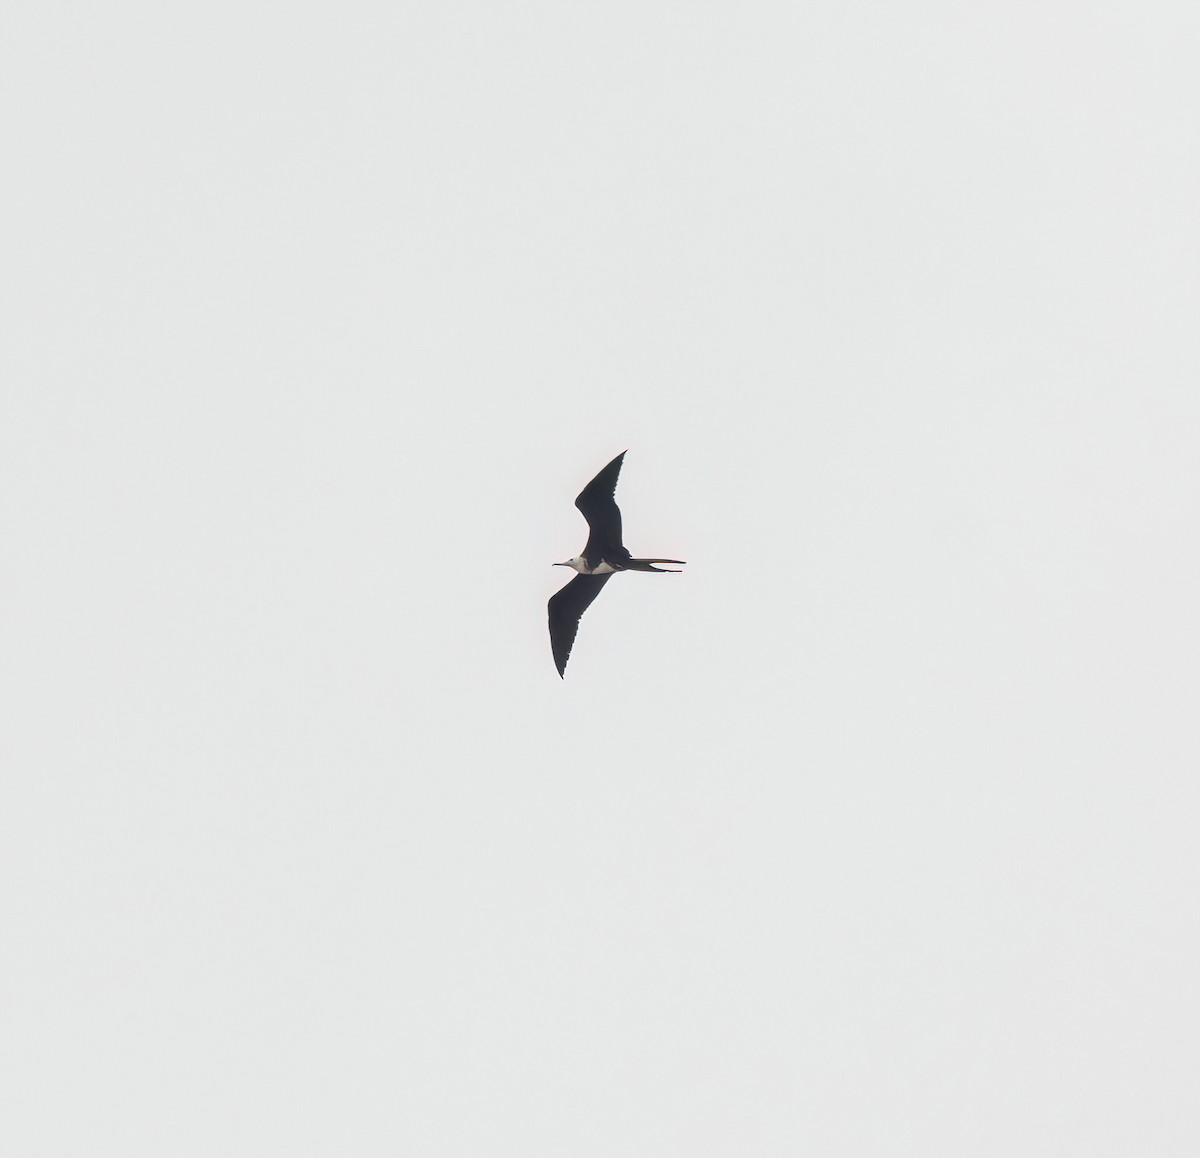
top-left (547, 573), bottom-right (613, 677)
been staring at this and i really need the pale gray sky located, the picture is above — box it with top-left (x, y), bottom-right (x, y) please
top-left (3, 3), bottom-right (1198, 1155)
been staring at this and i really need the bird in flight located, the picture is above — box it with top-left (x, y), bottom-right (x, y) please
top-left (548, 452), bottom-right (686, 677)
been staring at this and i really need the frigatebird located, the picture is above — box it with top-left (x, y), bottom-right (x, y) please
top-left (548, 452), bottom-right (686, 677)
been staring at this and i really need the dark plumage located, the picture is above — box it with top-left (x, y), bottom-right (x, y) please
top-left (547, 574), bottom-right (612, 678)
top-left (547, 452), bottom-right (686, 677)
top-left (575, 452), bottom-right (626, 569)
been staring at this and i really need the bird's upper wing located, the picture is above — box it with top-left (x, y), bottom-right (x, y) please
top-left (547, 573), bottom-right (613, 677)
top-left (575, 451), bottom-right (626, 558)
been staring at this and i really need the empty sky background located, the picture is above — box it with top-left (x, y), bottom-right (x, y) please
top-left (3, 3), bottom-right (1198, 1155)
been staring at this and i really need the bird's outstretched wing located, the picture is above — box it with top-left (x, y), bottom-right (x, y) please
top-left (575, 451), bottom-right (626, 559)
top-left (548, 573), bottom-right (613, 677)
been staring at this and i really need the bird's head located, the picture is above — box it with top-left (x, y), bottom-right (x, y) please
top-left (553, 556), bottom-right (586, 572)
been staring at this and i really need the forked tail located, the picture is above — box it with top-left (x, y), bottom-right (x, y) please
top-left (626, 558), bottom-right (687, 573)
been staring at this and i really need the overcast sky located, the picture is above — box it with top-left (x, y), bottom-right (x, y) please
top-left (3, 3), bottom-right (1198, 1155)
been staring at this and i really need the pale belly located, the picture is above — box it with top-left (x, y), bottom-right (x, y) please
top-left (586, 561), bottom-right (618, 575)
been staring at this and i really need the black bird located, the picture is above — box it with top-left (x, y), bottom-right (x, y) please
top-left (548, 452), bottom-right (686, 677)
